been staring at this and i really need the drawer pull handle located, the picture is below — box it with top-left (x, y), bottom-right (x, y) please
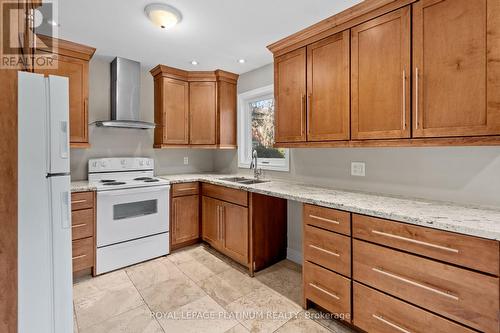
top-left (309, 283), bottom-right (340, 300)
top-left (371, 230), bottom-right (459, 253)
top-left (72, 199), bottom-right (87, 204)
top-left (72, 254), bottom-right (87, 260)
top-left (309, 214), bottom-right (340, 225)
top-left (308, 244), bottom-right (340, 257)
top-left (372, 314), bottom-right (412, 333)
top-left (177, 188), bottom-right (197, 191)
top-left (72, 223), bottom-right (87, 229)
top-left (372, 267), bottom-right (459, 301)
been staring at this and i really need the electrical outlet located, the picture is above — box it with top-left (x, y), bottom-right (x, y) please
top-left (351, 162), bottom-right (366, 177)
top-left (183, 157), bottom-right (189, 165)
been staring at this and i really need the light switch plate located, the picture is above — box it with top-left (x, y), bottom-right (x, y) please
top-left (183, 157), bottom-right (189, 165)
top-left (351, 162), bottom-right (366, 177)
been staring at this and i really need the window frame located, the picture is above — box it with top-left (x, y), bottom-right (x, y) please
top-left (237, 84), bottom-right (290, 172)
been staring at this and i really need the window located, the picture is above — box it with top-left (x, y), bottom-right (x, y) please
top-left (238, 85), bottom-right (289, 171)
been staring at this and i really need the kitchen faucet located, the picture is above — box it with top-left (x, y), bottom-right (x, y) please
top-left (250, 149), bottom-right (263, 179)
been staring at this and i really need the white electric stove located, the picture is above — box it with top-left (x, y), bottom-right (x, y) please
top-left (89, 158), bottom-right (170, 274)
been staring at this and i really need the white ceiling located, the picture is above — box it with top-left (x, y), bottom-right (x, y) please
top-left (55, 0), bottom-right (363, 74)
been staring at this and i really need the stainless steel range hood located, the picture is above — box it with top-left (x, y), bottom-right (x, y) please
top-left (95, 57), bottom-right (156, 129)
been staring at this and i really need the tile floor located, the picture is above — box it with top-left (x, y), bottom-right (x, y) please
top-left (73, 244), bottom-right (356, 333)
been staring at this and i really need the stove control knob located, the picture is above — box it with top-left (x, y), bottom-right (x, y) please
top-left (100, 160), bottom-right (107, 168)
top-left (146, 160), bottom-right (151, 166)
top-left (121, 159), bottom-right (126, 166)
top-left (139, 160), bottom-right (144, 166)
top-left (91, 161), bottom-right (98, 168)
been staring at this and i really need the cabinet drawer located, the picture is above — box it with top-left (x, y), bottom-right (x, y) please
top-left (353, 214), bottom-right (499, 275)
top-left (304, 261), bottom-right (351, 322)
top-left (71, 208), bottom-right (94, 240)
top-left (202, 183), bottom-right (248, 206)
top-left (303, 204), bottom-right (350, 235)
top-left (172, 182), bottom-right (199, 197)
top-left (72, 237), bottom-right (94, 272)
top-left (71, 191), bottom-right (94, 210)
top-left (353, 240), bottom-right (499, 333)
top-left (353, 283), bottom-right (475, 333)
top-left (304, 225), bottom-right (350, 277)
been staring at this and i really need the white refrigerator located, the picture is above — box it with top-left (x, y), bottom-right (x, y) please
top-left (18, 71), bottom-right (73, 333)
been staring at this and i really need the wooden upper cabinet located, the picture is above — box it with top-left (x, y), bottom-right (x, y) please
top-left (154, 78), bottom-right (189, 145)
top-left (307, 31), bottom-right (350, 141)
top-left (189, 81), bottom-right (217, 145)
top-left (275, 47), bottom-right (307, 143)
top-left (150, 66), bottom-right (238, 148)
top-left (413, 0), bottom-right (500, 137)
top-left (35, 37), bottom-right (95, 148)
top-left (351, 7), bottom-right (411, 140)
top-left (217, 80), bottom-right (237, 148)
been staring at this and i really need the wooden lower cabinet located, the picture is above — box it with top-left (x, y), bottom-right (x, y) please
top-left (201, 184), bottom-right (287, 274)
top-left (201, 195), bottom-right (248, 266)
top-left (303, 204), bottom-right (500, 333)
top-left (353, 283), bottom-right (475, 333)
top-left (221, 201), bottom-right (248, 265)
top-left (201, 196), bottom-right (221, 248)
top-left (171, 195), bottom-right (200, 249)
top-left (304, 225), bottom-right (351, 277)
top-left (71, 191), bottom-right (95, 275)
top-left (303, 262), bottom-right (351, 322)
top-left (353, 239), bottom-right (499, 333)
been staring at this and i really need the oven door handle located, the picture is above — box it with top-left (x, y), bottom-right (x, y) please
top-left (97, 185), bottom-right (170, 197)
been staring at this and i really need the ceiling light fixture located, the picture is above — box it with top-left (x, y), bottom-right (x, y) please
top-left (191, 60), bottom-right (198, 65)
top-left (238, 59), bottom-right (246, 64)
top-left (145, 3), bottom-right (182, 30)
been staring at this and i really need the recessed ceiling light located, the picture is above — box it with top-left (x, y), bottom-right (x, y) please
top-left (145, 3), bottom-right (182, 30)
top-left (238, 59), bottom-right (246, 64)
top-left (190, 60), bottom-right (198, 65)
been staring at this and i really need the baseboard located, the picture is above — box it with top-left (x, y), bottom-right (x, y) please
top-left (286, 248), bottom-right (302, 264)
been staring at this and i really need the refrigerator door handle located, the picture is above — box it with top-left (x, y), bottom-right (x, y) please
top-left (61, 191), bottom-right (71, 229)
top-left (60, 121), bottom-right (69, 159)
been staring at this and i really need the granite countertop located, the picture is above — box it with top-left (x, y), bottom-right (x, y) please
top-left (72, 174), bottom-right (500, 240)
top-left (70, 180), bottom-right (97, 193)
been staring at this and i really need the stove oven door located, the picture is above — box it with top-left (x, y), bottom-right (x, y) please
top-left (97, 185), bottom-right (170, 247)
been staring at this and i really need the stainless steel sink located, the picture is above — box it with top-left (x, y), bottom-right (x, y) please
top-left (238, 179), bottom-right (270, 185)
top-left (219, 177), bottom-right (250, 182)
top-left (219, 177), bottom-right (270, 185)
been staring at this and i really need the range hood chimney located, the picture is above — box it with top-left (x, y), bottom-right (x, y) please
top-left (95, 57), bottom-right (156, 129)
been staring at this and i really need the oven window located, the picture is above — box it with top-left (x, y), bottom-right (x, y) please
top-left (113, 199), bottom-right (158, 220)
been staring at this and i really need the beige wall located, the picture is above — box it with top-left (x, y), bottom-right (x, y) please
top-left (70, 55), bottom-right (215, 180)
top-left (215, 63), bottom-right (500, 208)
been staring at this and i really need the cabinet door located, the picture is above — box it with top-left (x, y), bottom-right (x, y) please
top-left (159, 78), bottom-right (189, 144)
top-left (218, 81), bottom-right (237, 148)
top-left (221, 202), bottom-right (248, 265)
top-left (189, 81), bottom-right (216, 145)
top-left (413, 0), bottom-right (500, 137)
top-left (201, 196), bottom-right (222, 249)
top-left (36, 55), bottom-right (89, 146)
top-left (275, 47), bottom-right (307, 143)
top-left (307, 31), bottom-right (350, 141)
top-left (351, 7), bottom-right (411, 140)
top-left (172, 195), bottom-right (199, 246)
